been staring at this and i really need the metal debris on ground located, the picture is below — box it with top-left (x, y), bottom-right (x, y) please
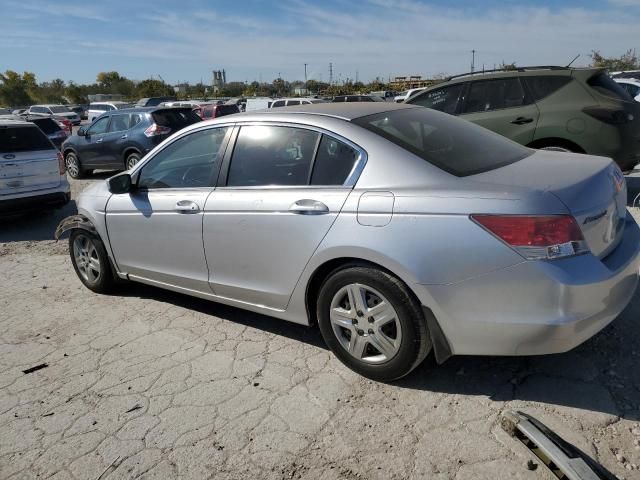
top-left (501, 410), bottom-right (617, 480)
top-left (22, 363), bottom-right (48, 374)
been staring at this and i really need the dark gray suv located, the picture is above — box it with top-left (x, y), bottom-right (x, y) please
top-left (62, 107), bottom-right (201, 178)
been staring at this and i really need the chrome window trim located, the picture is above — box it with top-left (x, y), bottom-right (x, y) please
top-left (219, 120), bottom-right (368, 189)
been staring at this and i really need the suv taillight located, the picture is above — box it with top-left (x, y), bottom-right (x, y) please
top-left (57, 151), bottom-right (65, 175)
top-left (144, 123), bottom-right (172, 137)
top-left (471, 214), bottom-right (588, 260)
top-left (583, 106), bottom-right (634, 125)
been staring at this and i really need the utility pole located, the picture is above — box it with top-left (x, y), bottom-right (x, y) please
top-left (304, 63), bottom-right (308, 84)
top-left (356, 70), bottom-right (359, 84)
top-left (329, 63), bottom-right (333, 85)
top-left (471, 50), bottom-right (476, 73)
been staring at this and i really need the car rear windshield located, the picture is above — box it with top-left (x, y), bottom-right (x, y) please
top-left (31, 118), bottom-right (60, 134)
top-left (587, 72), bottom-right (633, 101)
top-left (49, 106), bottom-right (71, 113)
top-left (152, 109), bottom-right (202, 129)
top-left (216, 105), bottom-right (239, 115)
top-left (352, 107), bottom-right (532, 177)
top-left (0, 126), bottom-right (55, 152)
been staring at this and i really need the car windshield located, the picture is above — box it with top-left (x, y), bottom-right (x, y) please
top-left (0, 126), bottom-right (54, 152)
top-left (352, 107), bottom-right (532, 177)
top-left (49, 106), bottom-right (71, 113)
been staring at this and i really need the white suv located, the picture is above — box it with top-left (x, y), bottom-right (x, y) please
top-left (87, 101), bottom-right (133, 122)
top-left (270, 98), bottom-right (326, 108)
top-left (28, 105), bottom-right (81, 125)
top-left (614, 78), bottom-right (640, 102)
top-left (0, 119), bottom-right (70, 215)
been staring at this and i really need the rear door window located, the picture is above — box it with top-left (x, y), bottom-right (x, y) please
top-left (271, 100), bottom-right (286, 108)
top-left (353, 107), bottom-right (531, 177)
top-left (227, 126), bottom-right (319, 186)
top-left (410, 84), bottom-right (463, 114)
top-left (523, 76), bottom-right (572, 101)
top-left (587, 72), bottom-right (633, 100)
top-left (287, 100), bottom-right (301, 106)
top-left (0, 126), bottom-right (54, 152)
top-left (107, 114), bottom-right (130, 132)
top-left (310, 135), bottom-right (359, 185)
top-left (462, 78), bottom-right (527, 113)
top-left (130, 114), bottom-right (143, 128)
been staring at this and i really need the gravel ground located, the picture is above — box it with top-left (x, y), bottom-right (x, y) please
top-left (1, 173), bottom-right (639, 480)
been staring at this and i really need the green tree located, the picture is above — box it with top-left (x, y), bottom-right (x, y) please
top-left (0, 70), bottom-right (36, 106)
top-left (218, 82), bottom-right (246, 98)
top-left (591, 49), bottom-right (639, 71)
top-left (135, 79), bottom-right (175, 98)
top-left (65, 82), bottom-right (89, 104)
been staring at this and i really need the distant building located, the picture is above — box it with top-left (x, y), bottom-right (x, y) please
top-left (212, 70), bottom-right (227, 92)
top-left (293, 87), bottom-right (309, 96)
top-left (174, 83), bottom-right (189, 94)
top-left (388, 75), bottom-right (434, 90)
top-left (87, 94), bottom-right (125, 102)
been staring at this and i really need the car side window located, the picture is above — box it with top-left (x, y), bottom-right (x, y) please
top-left (523, 76), bottom-right (572, 101)
top-left (462, 78), bottom-right (526, 114)
top-left (411, 84), bottom-right (463, 114)
top-left (287, 100), bottom-right (301, 106)
top-left (130, 114), bottom-right (142, 128)
top-left (138, 127), bottom-right (230, 189)
top-left (310, 135), bottom-right (359, 186)
top-left (227, 126), bottom-right (320, 187)
top-left (86, 116), bottom-right (110, 135)
top-left (107, 114), bottom-right (129, 133)
top-left (271, 100), bottom-right (285, 108)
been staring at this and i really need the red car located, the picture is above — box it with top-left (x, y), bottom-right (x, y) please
top-left (192, 103), bottom-right (240, 120)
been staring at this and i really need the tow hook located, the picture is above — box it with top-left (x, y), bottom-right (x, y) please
top-left (501, 411), bottom-right (616, 480)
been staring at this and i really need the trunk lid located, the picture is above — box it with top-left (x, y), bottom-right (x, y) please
top-left (0, 125), bottom-right (60, 196)
top-left (471, 150), bottom-right (627, 258)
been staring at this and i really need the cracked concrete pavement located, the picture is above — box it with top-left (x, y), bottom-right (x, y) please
top-left (1, 173), bottom-right (640, 479)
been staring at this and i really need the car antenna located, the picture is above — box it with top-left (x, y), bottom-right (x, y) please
top-left (565, 54), bottom-right (580, 68)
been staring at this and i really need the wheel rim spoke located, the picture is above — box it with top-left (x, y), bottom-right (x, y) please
top-left (330, 283), bottom-right (402, 364)
top-left (73, 235), bottom-right (100, 283)
top-left (348, 334), bottom-right (367, 359)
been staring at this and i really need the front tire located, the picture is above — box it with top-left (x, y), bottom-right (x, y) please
top-left (64, 152), bottom-right (84, 179)
top-left (69, 230), bottom-right (114, 293)
top-left (317, 266), bottom-right (431, 381)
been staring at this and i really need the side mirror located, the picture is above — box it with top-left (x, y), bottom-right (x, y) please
top-left (108, 173), bottom-right (132, 194)
top-left (77, 127), bottom-right (86, 136)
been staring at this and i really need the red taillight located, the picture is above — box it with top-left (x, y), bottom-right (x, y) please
top-left (144, 123), bottom-right (172, 137)
top-left (57, 152), bottom-right (65, 175)
top-left (471, 215), bottom-right (587, 260)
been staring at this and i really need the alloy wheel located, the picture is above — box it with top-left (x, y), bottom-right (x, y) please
top-left (65, 154), bottom-right (80, 177)
top-left (72, 234), bottom-right (101, 284)
top-left (126, 155), bottom-right (140, 170)
top-left (329, 283), bottom-right (402, 364)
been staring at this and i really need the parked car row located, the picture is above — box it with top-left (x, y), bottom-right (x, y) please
top-left (405, 66), bottom-right (640, 171)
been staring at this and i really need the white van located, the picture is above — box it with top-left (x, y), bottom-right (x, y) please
top-left (244, 97), bottom-right (273, 112)
top-left (270, 98), bottom-right (327, 108)
top-left (87, 101), bottom-right (134, 122)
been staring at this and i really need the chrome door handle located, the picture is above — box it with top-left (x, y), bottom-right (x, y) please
top-left (289, 199), bottom-right (329, 215)
top-left (96, 138), bottom-right (103, 143)
top-left (121, 134), bottom-right (128, 139)
top-left (175, 200), bottom-right (200, 213)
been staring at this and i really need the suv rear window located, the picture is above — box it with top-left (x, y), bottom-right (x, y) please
top-left (30, 118), bottom-right (60, 134)
top-left (0, 126), bottom-right (54, 152)
top-left (152, 109), bottom-right (201, 129)
top-left (353, 108), bottom-right (531, 177)
top-left (587, 73), bottom-right (633, 101)
top-left (215, 105), bottom-right (240, 116)
top-left (523, 76), bottom-right (572, 101)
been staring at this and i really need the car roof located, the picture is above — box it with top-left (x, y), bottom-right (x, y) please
top-left (33, 104), bottom-right (68, 107)
top-left (0, 118), bottom-right (36, 127)
top-left (614, 78), bottom-right (640, 85)
top-left (103, 106), bottom-right (194, 114)
top-left (226, 102), bottom-right (415, 121)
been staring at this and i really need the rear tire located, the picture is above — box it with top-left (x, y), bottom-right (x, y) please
top-left (125, 152), bottom-right (141, 170)
top-left (69, 230), bottom-right (114, 294)
top-left (317, 266), bottom-right (431, 382)
top-left (64, 152), bottom-right (84, 179)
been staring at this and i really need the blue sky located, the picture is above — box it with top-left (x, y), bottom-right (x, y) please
top-left (1, 0), bottom-right (639, 85)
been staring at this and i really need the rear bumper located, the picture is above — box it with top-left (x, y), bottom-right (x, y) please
top-left (417, 212), bottom-right (640, 356)
top-left (0, 189), bottom-right (71, 214)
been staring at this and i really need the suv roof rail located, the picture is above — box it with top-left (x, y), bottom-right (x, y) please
top-left (446, 65), bottom-right (569, 82)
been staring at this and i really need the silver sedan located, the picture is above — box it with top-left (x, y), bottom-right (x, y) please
top-left (56, 103), bottom-right (640, 381)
